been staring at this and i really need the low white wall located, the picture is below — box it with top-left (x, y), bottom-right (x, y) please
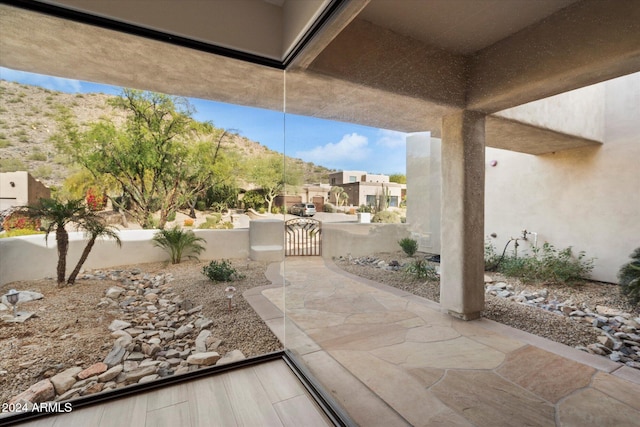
top-left (1, 223), bottom-right (414, 285)
top-left (321, 223), bottom-right (411, 259)
top-left (0, 229), bottom-right (250, 286)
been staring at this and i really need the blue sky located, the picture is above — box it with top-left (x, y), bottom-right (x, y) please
top-left (0, 67), bottom-right (406, 175)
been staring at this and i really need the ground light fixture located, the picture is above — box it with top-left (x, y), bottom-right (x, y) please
top-left (5, 289), bottom-right (19, 318)
top-left (225, 286), bottom-right (236, 312)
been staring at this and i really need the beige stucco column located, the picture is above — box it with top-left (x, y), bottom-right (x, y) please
top-left (440, 111), bottom-right (486, 320)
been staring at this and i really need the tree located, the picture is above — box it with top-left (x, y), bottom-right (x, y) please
top-left (249, 156), bottom-right (301, 214)
top-left (67, 217), bottom-right (121, 285)
top-left (54, 90), bottom-right (229, 229)
top-left (331, 186), bottom-right (346, 206)
top-left (20, 198), bottom-right (96, 286)
top-left (338, 191), bottom-right (349, 207)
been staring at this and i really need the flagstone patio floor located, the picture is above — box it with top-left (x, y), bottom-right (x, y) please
top-left (246, 257), bottom-right (640, 427)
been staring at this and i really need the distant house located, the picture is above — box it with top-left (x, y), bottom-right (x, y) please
top-left (328, 170), bottom-right (404, 209)
top-left (0, 171), bottom-right (51, 211)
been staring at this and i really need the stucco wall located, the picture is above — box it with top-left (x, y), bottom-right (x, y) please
top-left (407, 73), bottom-right (639, 283)
top-left (0, 171), bottom-right (50, 211)
top-left (485, 73), bottom-right (639, 283)
top-left (321, 223), bottom-right (410, 259)
top-left (0, 229), bottom-right (250, 286)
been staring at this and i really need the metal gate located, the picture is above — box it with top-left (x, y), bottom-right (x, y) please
top-left (285, 218), bottom-right (321, 256)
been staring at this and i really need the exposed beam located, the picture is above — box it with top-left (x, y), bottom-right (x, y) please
top-left (485, 116), bottom-right (601, 155)
top-left (468, 0), bottom-right (640, 113)
top-left (287, 0), bottom-right (370, 70)
top-left (307, 18), bottom-right (467, 110)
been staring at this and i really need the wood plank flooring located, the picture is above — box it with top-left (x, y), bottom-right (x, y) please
top-left (15, 360), bottom-right (333, 427)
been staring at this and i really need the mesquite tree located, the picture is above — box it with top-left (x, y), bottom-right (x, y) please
top-left (55, 89), bottom-right (228, 228)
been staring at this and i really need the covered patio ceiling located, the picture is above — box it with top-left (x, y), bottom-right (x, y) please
top-left (1, 0), bottom-right (639, 153)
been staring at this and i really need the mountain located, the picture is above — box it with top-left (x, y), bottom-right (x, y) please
top-left (0, 80), bottom-right (334, 189)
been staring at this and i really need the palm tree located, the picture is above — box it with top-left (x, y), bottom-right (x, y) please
top-left (152, 226), bottom-right (205, 264)
top-left (67, 217), bottom-right (122, 285)
top-left (21, 198), bottom-right (94, 286)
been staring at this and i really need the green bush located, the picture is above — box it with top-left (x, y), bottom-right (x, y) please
top-left (371, 211), bottom-right (401, 223)
top-left (398, 237), bottom-right (418, 257)
top-left (324, 203), bottom-right (337, 213)
top-left (618, 248), bottom-right (640, 305)
top-left (202, 259), bottom-right (243, 282)
top-left (166, 210), bottom-right (176, 222)
top-left (404, 259), bottom-right (439, 281)
top-left (358, 204), bottom-right (372, 213)
top-left (152, 226), bottom-right (205, 264)
top-left (198, 214), bottom-right (233, 230)
top-left (196, 200), bottom-right (207, 211)
top-left (496, 242), bottom-right (594, 285)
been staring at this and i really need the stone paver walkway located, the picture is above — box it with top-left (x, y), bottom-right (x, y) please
top-left (245, 257), bottom-right (640, 427)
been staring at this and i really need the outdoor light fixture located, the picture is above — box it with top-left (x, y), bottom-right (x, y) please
top-left (225, 286), bottom-right (236, 312)
top-left (5, 289), bottom-right (19, 318)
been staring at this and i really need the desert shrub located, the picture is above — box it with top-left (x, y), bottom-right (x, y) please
top-left (242, 190), bottom-right (265, 210)
top-left (166, 210), bottom-right (176, 222)
top-left (202, 259), bottom-right (243, 282)
top-left (196, 200), bottom-right (207, 211)
top-left (0, 158), bottom-right (27, 172)
top-left (404, 259), bottom-right (439, 281)
top-left (218, 221), bottom-right (234, 229)
top-left (618, 248), bottom-right (640, 305)
top-left (498, 243), bottom-right (594, 285)
top-left (371, 211), bottom-right (401, 223)
top-left (152, 226), bottom-right (204, 264)
top-left (28, 151), bottom-right (47, 161)
top-left (484, 241), bottom-right (502, 272)
top-left (0, 229), bottom-right (45, 238)
top-left (85, 188), bottom-right (107, 211)
top-left (398, 237), bottom-right (418, 257)
top-left (198, 214), bottom-right (224, 229)
top-left (2, 212), bottom-right (41, 231)
top-left (183, 218), bottom-right (194, 227)
top-left (358, 204), bottom-right (372, 213)
top-left (324, 203), bottom-right (337, 213)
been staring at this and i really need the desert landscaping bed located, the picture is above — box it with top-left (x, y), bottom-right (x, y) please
top-left (0, 259), bottom-right (281, 407)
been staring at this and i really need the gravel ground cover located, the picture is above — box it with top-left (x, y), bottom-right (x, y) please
top-left (0, 259), bottom-right (281, 405)
top-left (334, 252), bottom-right (639, 350)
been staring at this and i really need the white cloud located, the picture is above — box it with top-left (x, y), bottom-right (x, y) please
top-left (375, 129), bottom-right (406, 148)
top-left (295, 133), bottom-right (371, 166)
top-left (0, 67), bottom-right (82, 93)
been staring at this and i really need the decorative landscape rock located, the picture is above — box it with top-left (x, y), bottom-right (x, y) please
top-left (6, 268), bottom-right (260, 408)
top-left (485, 283), bottom-right (640, 368)
top-left (9, 379), bottom-right (55, 405)
top-left (187, 352), bottom-right (221, 366)
top-left (50, 367), bottom-right (83, 395)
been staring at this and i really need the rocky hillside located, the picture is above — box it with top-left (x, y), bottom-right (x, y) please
top-left (0, 80), bottom-right (333, 188)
